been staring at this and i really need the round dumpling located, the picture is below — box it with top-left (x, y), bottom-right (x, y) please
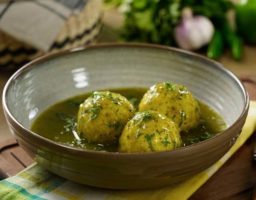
top-left (119, 111), bottom-right (182, 153)
top-left (139, 82), bottom-right (200, 132)
top-left (77, 91), bottom-right (135, 144)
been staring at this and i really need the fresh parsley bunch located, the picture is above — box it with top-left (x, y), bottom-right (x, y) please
top-left (105, 0), bottom-right (233, 45)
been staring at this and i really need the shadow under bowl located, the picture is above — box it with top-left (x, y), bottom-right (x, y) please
top-left (2, 44), bottom-right (249, 189)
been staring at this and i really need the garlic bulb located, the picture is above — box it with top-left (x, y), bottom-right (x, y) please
top-left (174, 8), bottom-right (214, 50)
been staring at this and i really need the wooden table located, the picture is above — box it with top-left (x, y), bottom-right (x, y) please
top-left (1, 8), bottom-right (256, 200)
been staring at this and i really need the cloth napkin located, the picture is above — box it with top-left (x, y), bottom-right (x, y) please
top-left (0, 101), bottom-right (256, 200)
top-left (0, 0), bottom-right (87, 52)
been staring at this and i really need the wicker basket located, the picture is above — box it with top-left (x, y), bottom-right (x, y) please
top-left (0, 0), bottom-right (102, 71)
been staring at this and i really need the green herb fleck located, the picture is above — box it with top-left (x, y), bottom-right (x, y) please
top-left (91, 91), bottom-right (101, 99)
top-left (165, 82), bottom-right (175, 91)
top-left (199, 132), bottom-right (212, 140)
top-left (89, 105), bottom-right (102, 120)
top-left (178, 86), bottom-right (188, 94)
top-left (161, 136), bottom-right (171, 146)
top-left (183, 127), bottom-right (214, 145)
top-left (83, 105), bottom-right (102, 120)
top-left (142, 112), bottom-right (154, 122)
top-left (107, 92), bottom-right (120, 105)
top-left (56, 112), bottom-right (76, 132)
top-left (144, 133), bottom-right (154, 150)
top-left (108, 121), bottom-right (123, 131)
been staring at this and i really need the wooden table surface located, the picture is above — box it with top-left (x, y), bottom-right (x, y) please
top-left (0, 8), bottom-right (256, 200)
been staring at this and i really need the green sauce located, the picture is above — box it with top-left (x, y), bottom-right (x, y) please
top-left (31, 88), bottom-right (226, 152)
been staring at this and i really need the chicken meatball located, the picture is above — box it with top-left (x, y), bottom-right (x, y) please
top-left (119, 111), bottom-right (182, 153)
top-left (77, 91), bottom-right (135, 144)
top-left (139, 82), bottom-right (200, 132)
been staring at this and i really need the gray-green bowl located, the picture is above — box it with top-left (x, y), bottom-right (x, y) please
top-left (2, 44), bottom-right (249, 189)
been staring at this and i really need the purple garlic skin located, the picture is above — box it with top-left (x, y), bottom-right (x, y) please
top-left (174, 9), bottom-right (214, 50)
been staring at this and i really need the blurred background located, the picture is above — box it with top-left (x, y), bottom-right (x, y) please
top-left (0, 0), bottom-right (256, 69)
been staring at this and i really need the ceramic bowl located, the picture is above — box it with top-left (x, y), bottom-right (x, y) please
top-left (2, 44), bottom-right (249, 189)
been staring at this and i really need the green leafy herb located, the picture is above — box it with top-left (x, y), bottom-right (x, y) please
top-left (178, 86), bottom-right (188, 95)
top-left (92, 91), bottom-right (121, 105)
top-left (105, 0), bottom-right (233, 44)
top-left (107, 92), bottom-right (120, 105)
top-left (142, 112), bottom-right (154, 122)
top-left (56, 112), bottom-right (76, 132)
top-left (145, 133), bottom-right (154, 150)
top-left (161, 136), bottom-right (171, 146)
top-left (108, 121), bottom-right (123, 131)
top-left (133, 111), bottom-right (155, 127)
top-left (88, 105), bottom-right (102, 120)
top-left (165, 82), bottom-right (176, 91)
top-left (199, 131), bottom-right (212, 140)
top-left (183, 125), bottom-right (213, 145)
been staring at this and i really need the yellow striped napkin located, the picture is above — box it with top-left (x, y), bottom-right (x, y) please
top-left (0, 101), bottom-right (255, 200)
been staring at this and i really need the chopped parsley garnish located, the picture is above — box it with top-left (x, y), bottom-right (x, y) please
top-left (183, 126), bottom-right (213, 145)
top-left (88, 105), bottom-right (102, 120)
top-left (107, 92), bottom-right (120, 105)
top-left (145, 133), bottom-right (154, 150)
top-left (133, 112), bottom-right (155, 126)
top-left (83, 104), bottom-right (102, 120)
top-left (90, 91), bottom-right (100, 100)
top-left (108, 121), bottom-right (122, 131)
top-left (178, 86), bottom-right (188, 94)
top-left (165, 82), bottom-right (176, 91)
top-left (142, 112), bottom-right (154, 122)
top-left (92, 91), bottom-right (121, 105)
top-left (199, 132), bottom-right (212, 140)
top-left (161, 136), bottom-right (171, 146)
top-left (56, 112), bottom-right (76, 132)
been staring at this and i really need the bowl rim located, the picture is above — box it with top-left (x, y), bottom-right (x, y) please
top-left (2, 43), bottom-right (250, 157)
